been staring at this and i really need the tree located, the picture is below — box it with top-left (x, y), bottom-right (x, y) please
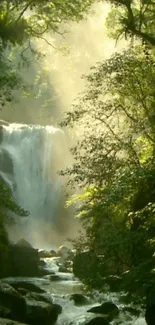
top-left (0, 179), bottom-right (28, 277)
top-left (0, 0), bottom-right (95, 46)
top-left (61, 46), bottom-right (155, 299)
top-left (105, 0), bottom-right (155, 47)
top-left (0, 0), bottom-right (96, 110)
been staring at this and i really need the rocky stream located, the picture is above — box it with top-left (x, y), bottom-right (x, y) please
top-left (0, 241), bottom-right (148, 325)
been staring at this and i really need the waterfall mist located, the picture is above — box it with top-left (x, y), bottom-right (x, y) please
top-left (1, 3), bottom-right (125, 125)
top-left (0, 3), bottom-right (126, 248)
top-left (1, 123), bottom-right (76, 249)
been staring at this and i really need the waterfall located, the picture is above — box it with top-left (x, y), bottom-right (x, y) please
top-left (0, 123), bottom-right (71, 248)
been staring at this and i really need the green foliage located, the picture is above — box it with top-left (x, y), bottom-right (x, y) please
top-left (0, 181), bottom-right (29, 223)
top-left (0, 220), bottom-right (10, 278)
top-left (105, 0), bottom-right (155, 46)
top-left (0, 0), bottom-right (96, 110)
top-left (0, 0), bottom-right (95, 47)
top-left (0, 45), bottom-right (22, 109)
top-left (0, 180), bottom-right (29, 278)
top-left (61, 45), bottom-right (155, 300)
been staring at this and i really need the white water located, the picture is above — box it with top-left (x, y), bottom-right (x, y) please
top-left (4, 257), bottom-right (146, 325)
top-left (0, 123), bottom-right (71, 248)
top-left (41, 258), bottom-right (147, 325)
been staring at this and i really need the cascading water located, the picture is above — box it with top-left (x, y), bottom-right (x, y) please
top-left (0, 123), bottom-right (71, 248)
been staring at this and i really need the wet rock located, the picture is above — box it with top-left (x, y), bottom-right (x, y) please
top-left (85, 316), bottom-right (109, 325)
top-left (105, 275), bottom-right (122, 292)
top-left (53, 303), bottom-right (62, 314)
top-left (56, 245), bottom-right (73, 260)
top-left (48, 274), bottom-right (62, 281)
top-left (3, 279), bottom-right (45, 294)
top-left (38, 266), bottom-right (55, 277)
top-left (9, 241), bottom-right (40, 277)
top-left (0, 282), bottom-right (27, 322)
top-left (0, 318), bottom-right (27, 325)
top-left (16, 239), bottom-right (33, 248)
top-left (58, 265), bottom-right (70, 273)
top-left (26, 291), bottom-right (53, 305)
top-left (0, 306), bottom-right (12, 318)
top-left (26, 299), bottom-right (61, 325)
top-left (39, 249), bottom-right (52, 258)
top-left (40, 268), bottom-right (56, 277)
top-left (39, 260), bottom-right (47, 267)
top-left (87, 302), bottom-right (119, 321)
top-left (17, 288), bottom-right (28, 296)
top-left (70, 293), bottom-right (89, 306)
top-left (50, 249), bottom-right (57, 257)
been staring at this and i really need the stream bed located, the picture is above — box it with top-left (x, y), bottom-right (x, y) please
top-left (4, 257), bottom-right (147, 325)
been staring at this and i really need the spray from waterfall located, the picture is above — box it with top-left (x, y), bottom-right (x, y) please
top-left (0, 2), bottom-right (126, 125)
top-left (0, 123), bottom-right (77, 248)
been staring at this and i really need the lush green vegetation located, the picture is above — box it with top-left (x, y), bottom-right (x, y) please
top-left (0, 181), bottom-right (29, 277)
top-left (60, 1), bottom-right (155, 301)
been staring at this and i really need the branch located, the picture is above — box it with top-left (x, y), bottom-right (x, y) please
top-left (37, 36), bottom-right (58, 50)
top-left (16, 0), bottom-right (34, 23)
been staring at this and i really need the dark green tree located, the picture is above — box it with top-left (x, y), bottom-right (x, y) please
top-left (105, 0), bottom-right (155, 47)
top-left (61, 46), bottom-right (155, 298)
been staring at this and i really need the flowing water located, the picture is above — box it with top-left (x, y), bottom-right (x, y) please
top-left (3, 257), bottom-right (146, 325)
top-left (0, 123), bottom-right (74, 248)
top-left (41, 258), bottom-right (147, 325)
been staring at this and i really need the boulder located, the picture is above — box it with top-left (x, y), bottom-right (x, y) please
top-left (26, 299), bottom-right (61, 325)
top-left (26, 291), bottom-right (53, 305)
top-left (3, 279), bottom-right (45, 294)
top-left (48, 274), bottom-right (62, 281)
top-left (38, 267), bottom-right (55, 277)
top-left (16, 239), bottom-right (33, 248)
top-left (0, 282), bottom-right (27, 322)
top-left (105, 275), bottom-right (122, 292)
top-left (56, 245), bottom-right (73, 260)
top-left (87, 302), bottom-right (119, 321)
top-left (39, 260), bottom-right (47, 267)
top-left (58, 265), bottom-right (70, 273)
top-left (84, 317), bottom-right (109, 325)
top-left (50, 249), bottom-right (57, 257)
top-left (70, 293), bottom-right (89, 306)
top-left (9, 241), bottom-right (40, 277)
top-left (52, 303), bottom-right (62, 314)
top-left (0, 306), bottom-right (12, 319)
top-left (0, 318), bottom-right (28, 325)
top-left (38, 250), bottom-right (52, 258)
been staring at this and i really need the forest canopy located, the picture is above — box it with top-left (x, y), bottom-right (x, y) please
top-left (60, 1), bottom-right (155, 300)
